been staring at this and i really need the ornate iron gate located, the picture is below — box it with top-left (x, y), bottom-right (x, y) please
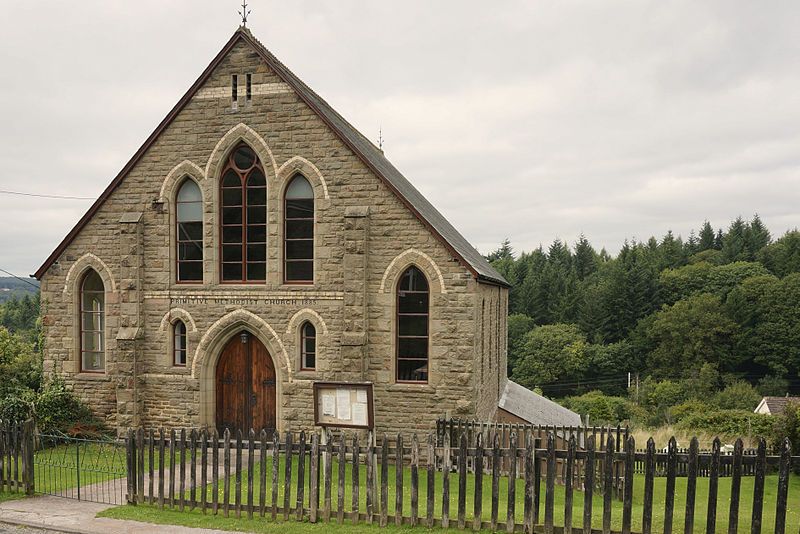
top-left (33, 432), bottom-right (128, 504)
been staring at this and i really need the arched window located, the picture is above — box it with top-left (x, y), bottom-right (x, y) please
top-left (221, 143), bottom-right (267, 282)
top-left (176, 179), bottom-right (203, 283)
top-left (300, 321), bottom-right (316, 370)
top-left (80, 269), bottom-right (105, 372)
top-left (396, 266), bottom-right (429, 383)
top-left (173, 320), bottom-right (187, 366)
top-left (284, 175), bottom-right (314, 283)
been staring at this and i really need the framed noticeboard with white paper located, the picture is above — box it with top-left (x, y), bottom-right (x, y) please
top-left (313, 382), bottom-right (374, 429)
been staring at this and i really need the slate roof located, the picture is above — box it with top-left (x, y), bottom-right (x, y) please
top-left (756, 396), bottom-right (800, 415)
top-left (498, 380), bottom-right (582, 427)
top-left (35, 27), bottom-right (509, 286)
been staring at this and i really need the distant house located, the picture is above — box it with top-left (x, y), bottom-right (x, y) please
top-left (754, 396), bottom-right (800, 416)
top-left (496, 380), bottom-right (582, 427)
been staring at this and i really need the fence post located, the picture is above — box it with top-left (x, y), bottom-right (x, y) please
top-left (583, 435), bottom-right (595, 534)
top-left (664, 437), bottom-right (677, 534)
top-left (728, 438), bottom-right (743, 534)
top-left (642, 438), bottom-right (655, 534)
top-left (750, 439), bottom-right (766, 534)
top-left (774, 438), bottom-right (791, 534)
top-left (126, 428), bottom-right (137, 504)
top-left (706, 438), bottom-right (721, 534)
top-left (22, 419), bottom-right (35, 496)
top-left (621, 436), bottom-right (634, 534)
top-left (684, 437), bottom-right (699, 534)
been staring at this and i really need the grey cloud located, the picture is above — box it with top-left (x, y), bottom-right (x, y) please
top-left (1, 0), bottom-right (799, 275)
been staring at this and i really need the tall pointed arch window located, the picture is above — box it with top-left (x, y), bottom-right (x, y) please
top-left (173, 320), bottom-right (187, 367)
top-left (176, 179), bottom-right (203, 283)
top-left (284, 175), bottom-right (314, 283)
top-left (300, 322), bottom-right (316, 370)
top-left (396, 266), bottom-right (429, 383)
top-left (220, 143), bottom-right (267, 282)
top-left (80, 269), bottom-right (105, 372)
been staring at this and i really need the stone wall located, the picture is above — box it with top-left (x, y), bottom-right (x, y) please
top-left (39, 37), bottom-right (509, 437)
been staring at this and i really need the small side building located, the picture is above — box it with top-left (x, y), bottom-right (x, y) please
top-left (754, 396), bottom-right (800, 416)
top-left (496, 380), bottom-right (582, 428)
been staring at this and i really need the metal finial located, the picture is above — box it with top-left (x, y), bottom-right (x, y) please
top-left (378, 127), bottom-right (384, 151)
top-left (239, 0), bottom-right (251, 27)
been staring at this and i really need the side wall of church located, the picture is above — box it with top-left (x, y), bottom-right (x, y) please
top-left (39, 39), bottom-right (508, 436)
top-left (473, 283), bottom-right (508, 422)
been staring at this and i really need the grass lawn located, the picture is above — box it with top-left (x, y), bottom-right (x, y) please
top-left (103, 455), bottom-right (800, 533)
top-left (0, 491), bottom-right (26, 504)
top-left (100, 505), bottom-right (440, 534)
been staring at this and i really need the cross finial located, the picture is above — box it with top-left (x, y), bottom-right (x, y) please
top-left (378, 127), bottom-right (384, 151)
top-left (239, 0), bottom-right (251, 27)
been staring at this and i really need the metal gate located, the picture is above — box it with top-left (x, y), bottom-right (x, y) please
top-left (33, 432), bottom-right (128, 504)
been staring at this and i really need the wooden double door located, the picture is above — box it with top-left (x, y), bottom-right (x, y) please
top-left (215, 331), bottom-right (276, 435)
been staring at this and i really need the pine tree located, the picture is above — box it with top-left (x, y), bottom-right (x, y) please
top-left (686, 230), bottom-right (699, 256)
top-left (573, 234), bottom-right (598, 280)
top-left (714, 229), bottom-right (724, 250)
top-left (486, 238), bottom-right (514, 262)
top-left (658, 230), bottom-right (686, 270)
top-left (699, 221), bottom-right (716, 251)
top-left (744, 214), bottom-right (771, 259)
top-left (722, 217), bottom-right (747, 262)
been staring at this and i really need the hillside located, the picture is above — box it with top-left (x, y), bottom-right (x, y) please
top-left (0, 276), bottom-right (40, 303)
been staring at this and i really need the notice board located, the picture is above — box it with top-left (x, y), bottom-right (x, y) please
top-left (313, 381), bottom-right (374, 429)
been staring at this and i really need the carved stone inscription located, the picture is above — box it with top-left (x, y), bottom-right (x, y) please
top-left (169, 296), bottom-right (319, 306)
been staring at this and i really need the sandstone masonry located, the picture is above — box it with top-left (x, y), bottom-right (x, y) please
top-left (36, 27), bottom-right (510, 437)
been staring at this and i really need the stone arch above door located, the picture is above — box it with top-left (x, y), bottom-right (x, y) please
top-left (193, 309), bottom-right (288, 432)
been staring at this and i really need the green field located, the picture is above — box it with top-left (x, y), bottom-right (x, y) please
top-left (104, 455), bottom-right (800, 533)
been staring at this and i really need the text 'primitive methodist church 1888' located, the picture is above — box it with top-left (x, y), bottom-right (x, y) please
top-left (33, 26), bottom-right (548, 437)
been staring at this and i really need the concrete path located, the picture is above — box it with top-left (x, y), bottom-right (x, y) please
top-left (0, 495), bottom-right (229, 534)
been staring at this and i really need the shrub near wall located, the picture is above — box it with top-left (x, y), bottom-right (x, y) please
top-left (676, 409), bottom-right (773, 438)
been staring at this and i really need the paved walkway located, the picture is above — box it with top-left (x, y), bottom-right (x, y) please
top-left (0, 495), bottom-right (228, 534)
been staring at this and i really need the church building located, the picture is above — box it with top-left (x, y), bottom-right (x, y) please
top-left (35, 27), bottom-right (515, 436)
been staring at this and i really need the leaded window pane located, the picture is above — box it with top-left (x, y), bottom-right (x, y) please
top-left (301, 322), bottom-right (316, 370)
top-left (174, 321), bottom-right (187, 366)
top-left (221, 143), bottom-right (267, 282)
top-left (80, 270), bottom-right (105, 372)
top-left (285, 261), bottom-right (313, 282)
top-left (396, 266), bottom-right (429, 383)
top-left (286, 176), bottom-right (313, 199)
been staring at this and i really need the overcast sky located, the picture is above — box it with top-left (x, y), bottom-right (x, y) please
top-left (2, 1), bottom-right (799, 277)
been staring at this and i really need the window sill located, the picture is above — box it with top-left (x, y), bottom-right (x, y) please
top-left (75, 373), bottom-right (110, 381)
top-left (387, 383), bottom-right (435, 394)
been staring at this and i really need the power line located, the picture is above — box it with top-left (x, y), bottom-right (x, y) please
top-left (0, 268), bottom-right (40, 290)
top-left (0, 189), bottom-right (94, 200)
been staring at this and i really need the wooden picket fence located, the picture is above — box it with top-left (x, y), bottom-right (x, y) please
top-left (125, 427), bottom-right (797, 534)
top-left (0, 420), bottom-right (35, 496)
top-left (437, 419), bottom-right (766, 479)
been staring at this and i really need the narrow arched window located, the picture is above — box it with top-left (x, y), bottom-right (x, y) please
top-left (176, 179), bottom-right (203, 283)
top-left (173, 320), bottom-right (187, 366)
top-left (300, 322), bottom-right (316, 370)
top-left (284, 175), bottom-right (314, 283)
top-left (80, 269), bottom-right (105, 372)
top-left (396, 266), bottom-right (429, 383)
top-left (221, 143), bottom-right (267, 282)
